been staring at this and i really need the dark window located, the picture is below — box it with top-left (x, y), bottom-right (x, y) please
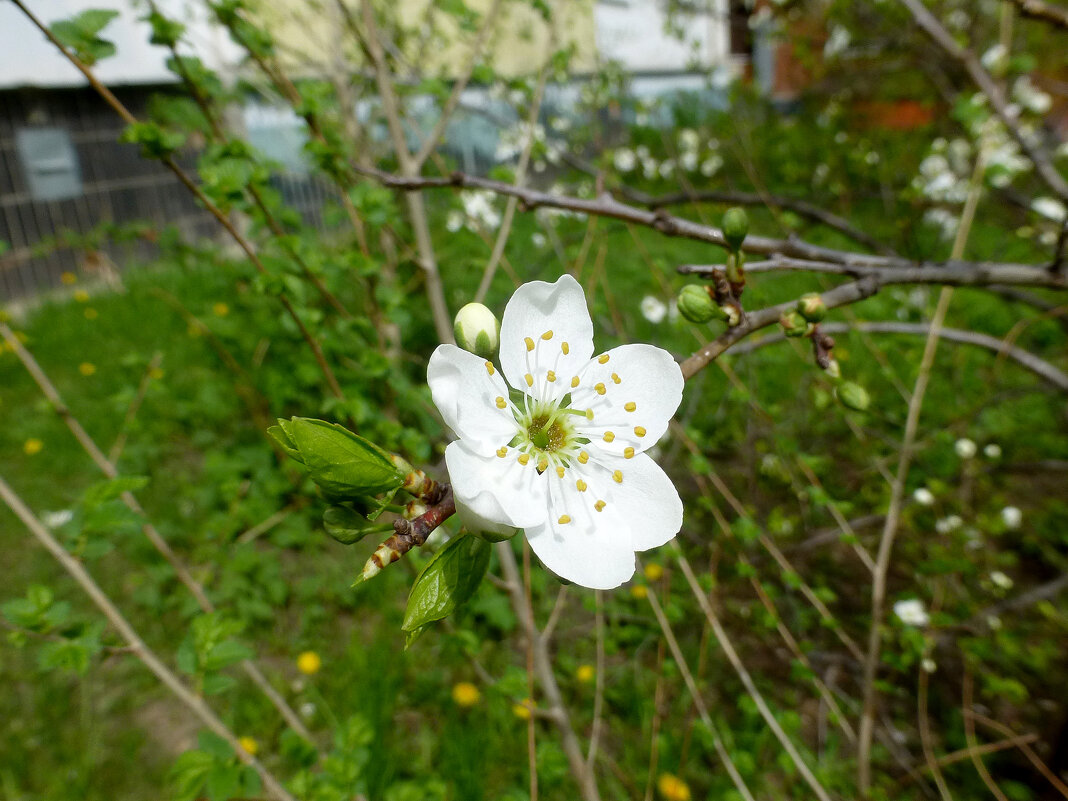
top-left (15, 127), bottom-right (83, 202)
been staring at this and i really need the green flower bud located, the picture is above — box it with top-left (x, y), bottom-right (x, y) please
top-left (722, 207), bottom-right (749, 251)
top-left (780, 310), bottom-right (810, 337)
top-left (797, 292), bottom-right (827, 323)
top-left (453, 302), bottom-right (500, 358)
top-left (835, 381), bottom-right (870, 411)
top-left (677, 284), bottom-right (719, 324)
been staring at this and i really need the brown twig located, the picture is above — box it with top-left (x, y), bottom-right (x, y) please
top-left (1006, 0), bottom-right (1068, 30)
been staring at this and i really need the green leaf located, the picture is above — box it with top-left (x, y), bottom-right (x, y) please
top-left (323, 505), bottom-right (391, 545)
top-left (81, 476), bottom-right (149, 509)
top-left (170, 750), bottom-right (215, 801)
top-left (202, 673), bottom-right (238, 695)
top-left (276, 418), bottom-right (405, 498)
top-left (202, 639), bottom-right (252, 672)
top-left (51, 9), bottom-right (120, 65)
top-left (402, 534), bottom-right (491, 635)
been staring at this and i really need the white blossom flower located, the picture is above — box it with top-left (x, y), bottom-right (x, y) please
top-left (531, 232), bottom-right (547, 248)
top-left (678, 128), bottom-right (700, 152)
top-left (955, 438), bottom-right (977, 459)
top-left (299, 702), bottom-right (317, 719)
top-left (1001, 506), bottom-right (1022, 529)
top-left (922, 658), bottom-right (937, 673)
top-left (446, 210), bottom-right (464, 233)
top-left (680, 151), bottom-right (699, 172)
top-left (980, 43), bottom-right (1008, 73)
top-left (824, 25), bottom-right (851, 58)
top-left (913, 487), bottom-right (935, 506)
top-left (894, 599), bottom-right (930, 627)
top-left (990, 570), bottom-right (1013, 590)
top-left (936, 514), bottom-right (963, 534)
top-left (700, 154), bottom-right (723, 177)
top-left (1013, 76), bottom-right (1052, 115)
top-left (461, 191), bottom-right (502, 230)
top-left (1032, 197), bottom-right (1067, 221)
top-left (640, 295), bottom-right (668, 324)
top-left (984, 443), bottom-right (1001, 459)
top-left (428, 275), bottom-right (684, 589)
top-left (41, 509), bottom-right (73, 528)
top-left (613, 148), bottom-right (636, 172)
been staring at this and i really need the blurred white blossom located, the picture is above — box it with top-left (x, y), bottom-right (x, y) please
top-left (955, 438), bottom-right (977, 459)
top-left (894, 599), bottom-right (930, 626)
top-left (936, 514), bottom-right (963, 534)
top-left (41, 509), bottom-right (73, 528)
top-left (614, 148), bottom-right (636, 172)
top-left (1001, 506), bottom-right (1022, 529)
top-left (641, 295), bottom-right (668, 324)
top-left (913, 487), bottom-right (935, 506)
top-left (1033, 197), bottom-right (1067, 221)
top-left (984, 443), bottom-right (1001, 459)
top-left (990, 570), bottom-right (1014, 590)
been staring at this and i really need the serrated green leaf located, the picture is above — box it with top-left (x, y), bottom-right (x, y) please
top-left (81, 476), bottom-right (148, 509)
top-left (280, 418), bottom-right (405, 497)
top-left (402, 534), bottom-right (491, 636)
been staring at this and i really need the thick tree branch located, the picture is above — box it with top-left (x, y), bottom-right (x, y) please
top-left (1007, 0), bottom-right (1068, 28)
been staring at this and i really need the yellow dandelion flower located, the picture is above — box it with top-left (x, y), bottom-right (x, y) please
top-left (60, 271), bottom-right (77, 285)
top-left (238, 736), bottom-right (258, 756)
top-left (512, 698), bottom-right (534, 720)
top-left (630, 584), bottom-right (648, 600)
top-left (73, 290), bottom-right (90, 303)
top-left (575, 664), bottom-right (595, 684)
top-left (79, 362), bottom-right (96, 376)
top-left (213, 302), bottom-right (230, 317)
top-left (23, 438), bottom-right (43, 456)
top-left (657, 773), bottom-right (691, 801)
top-left (296, 651), bottom-right (321, 675)
top-left (643, 563), bottom-right (664, 582)
top-left (84, 308), bottom-right (98, 320)
top-left (451, 682), bottom-right (481, 707)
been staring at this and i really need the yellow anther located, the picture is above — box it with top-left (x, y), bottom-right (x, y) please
top-left (538, 457), bottom-right (549, 473)
top-left (595, 383), bottom-right (606, 395)
top-left (585, 409), bottom-right (594, 420)
top-left (611, 373), bottom-right (621, 384)
top-left (578, 451), bottom-right (590, 464)
top-left (624, 401), bottom-right (637, 412)
top-left (603, 431), bottom-right (615, 443)
top-left (576, 479), bottom-right (587, 492)
top-left (634, 426), bottom-right (647, 437)
top-left (556, 466), bottom-right (565, 479)
top-left (518, 453), bottom-right (530, 466)
top-left (571, 376), bottom-right (580, 388)
top-left (541, 330), bottom-right (553, 340)
top-left (624, 447), bottom-right (635, 459)
top-left (558, 514), bottom-right (571, 525)
top-left (547, 370), bottom-right (557, 383)
top-left (598, 354), bottom-right (610, 364)
top-left (525, 373), bottom-right (534, 387)
top-left (495, 396), bottom-right (507, 409)
top-left (594, 500), bottom-right (606, 512)
top-left (612, 470), bottom-right (623, 484)
top-left (525, 337), bottom-right (535, 352)
top-left (497, 447), bottom-right (508, 458)
top-left (561, 342), bottom-right (570, 355)
top-left (485, 361), bottom-right (495, 375)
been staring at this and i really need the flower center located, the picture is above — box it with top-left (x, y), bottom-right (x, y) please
top-left (513, 399), bottom-right (582, 472)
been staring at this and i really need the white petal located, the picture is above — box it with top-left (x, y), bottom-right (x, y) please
top-left (589, 452), bottom-right (683, 552)
top-left (523, 514), bottom-right (632, 589)
top-left (498, 274), bottom-right (594, 402)
top-left (445, 440), bottom-right (548, 532)
top-left (571, 344), bottom-right (683, 458)
top-left (428, 344), bottom-right (516, 454)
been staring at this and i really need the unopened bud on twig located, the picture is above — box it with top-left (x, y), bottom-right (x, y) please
top-left (779, 310), bottom-right (810, 338)
top-left (677, 284), bottom-right (720, 324)
top-left (722, 207), bottom-right (749, 251)
top-left (824, 359), bottom-right (841, 380)
top-left (797, 293), bottom-right (827, 323)
top-left (454, 302), bottom-right (500, 358)
top-left (835, 381), bottom-right (871, 411)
